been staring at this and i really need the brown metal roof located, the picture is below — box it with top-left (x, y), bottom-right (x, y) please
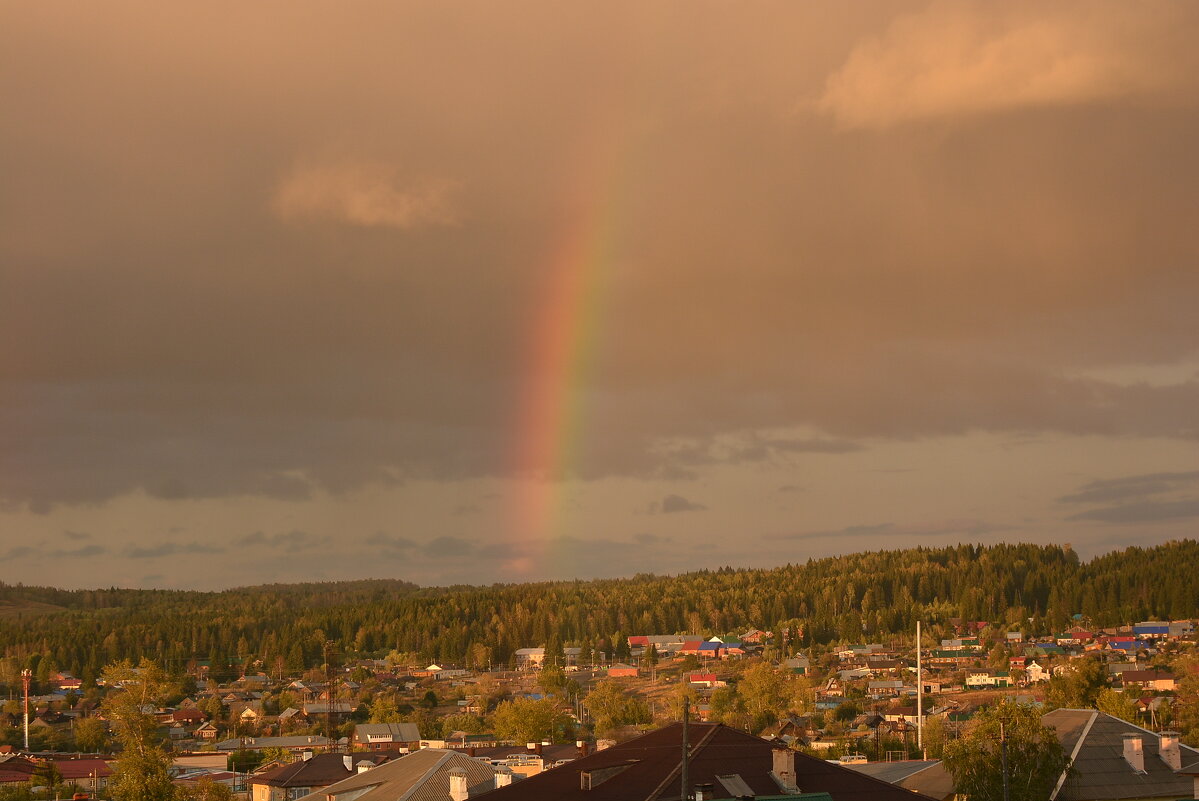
top-left (473, 722), bottom-right (937, 801)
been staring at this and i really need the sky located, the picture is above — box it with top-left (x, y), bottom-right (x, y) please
top-left (1, 1), bottom-right (1197, 591)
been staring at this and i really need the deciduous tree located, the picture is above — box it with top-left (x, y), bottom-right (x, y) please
top-left (943, 700), bottom-right (1070, 801)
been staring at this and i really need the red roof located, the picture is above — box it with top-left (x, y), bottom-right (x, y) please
top-left (49, 759), bottom-right (113, 780)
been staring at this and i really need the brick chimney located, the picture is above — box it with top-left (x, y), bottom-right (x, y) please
top-left (1123, 733), bottom-right (1145, 773)
top-left (449, 767), bottom-right (469, 801)
top-left (577, 739), bottom-right (590, 757)
top-left (772, 747), bottom-right (798, 792)
top-left (1159, 731), bottom-right (1181, 770)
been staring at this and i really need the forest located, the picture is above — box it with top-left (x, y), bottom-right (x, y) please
top-left (1, 540), bottom-right (1196, 689)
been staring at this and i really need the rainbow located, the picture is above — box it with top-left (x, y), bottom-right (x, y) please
top-left (509, 134), bottom-right (622, 574)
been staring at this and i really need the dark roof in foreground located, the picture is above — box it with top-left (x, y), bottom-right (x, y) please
top-left (293, 749), bottom-right (498, 801)
top-left (251, 752), bottom-right (394, 788)
top-left (473, 722), bottom-right (937, 801)
top-left (1044, 709), bottom-right (1199, 801)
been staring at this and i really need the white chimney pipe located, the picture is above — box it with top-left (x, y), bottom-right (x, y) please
top-left (343, 755), bottom-right (353, 771)
top-left (1123, 734), bottom-right (1145, 773)
top-left (494, 768), bottom-right (513, 788)
top-left (449, 767), bottom-right (469, 801)
top-left (1159, 731), bottom-right (1181, 771)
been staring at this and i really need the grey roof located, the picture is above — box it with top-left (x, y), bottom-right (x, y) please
top-left (845, 760), bottom-right (955, 800)
top-left (292, 749), bottom-right (497, 801)
top-left (214, 735), bottom-right (347, 751)
top-left (1044, 709), bottom-right (1199, 801)
top-left (354, 722), bottom-right (422, 743)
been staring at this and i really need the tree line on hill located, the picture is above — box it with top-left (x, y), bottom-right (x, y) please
top-left (0, 541), bottom-right (1196, 688)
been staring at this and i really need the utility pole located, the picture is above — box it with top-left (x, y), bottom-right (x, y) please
top-left (1000, 721), bottom-right (1010, 801)
top-left (916, 621), bottom-right (923, 757)
top-left (325, 641), bottom-right (338, 753)
top-left (21, 669), bottom-right (31, 751)
top-left (681, 699), bottom-right (690, 801)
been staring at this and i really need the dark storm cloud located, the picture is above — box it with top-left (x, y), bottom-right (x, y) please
top-left (124, 542), bottom-right (222, 559)
top-left (366, 532), bottom-right (416, 551)
top-left (1058, 471), bottom-right (1199, 504)
top-left (767, 519), bottom-right (1011, 541)
top-left (237, 530), bottom-right (325, 550)
top-left (653, 495), bottom-right (707, 514)
top-left (423, 536), bottom-right (471, 557)
top-left (1067, 500), bottom-right (1199, 524)
top-left (1, 1), bottom-right (1198, 513)
top-left (1060, 471), bottom-right (1199, 524)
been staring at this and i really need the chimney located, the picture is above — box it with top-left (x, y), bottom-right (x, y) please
top-left (526, 742), bottom-right (537, 752)
top-left (1159, 731), bottom-right (1181, 770)
top-left (357, 761), bottom-right (372, 774)
top-left (577, 740), bottom-right (590, 757)
top-left (694, 783), bottom-right (714, 800)
top-left (343, 755), bottom-right (353, 771)
top-left (494, 767), bottom-right (513, 788)
top-left (1123, 734), bottom-right (1145, 773)
top-left (772, 747), bottom-right (798, 792)
top-left (449, 767), bottom-right (469, 801)
top-left (301, 750), bottom-right (313, 762)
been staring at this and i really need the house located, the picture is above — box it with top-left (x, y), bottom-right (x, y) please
top-left (50, 758), bottom-right (113, 794)
top-left (249, 752), bottom-right (394, 801)
top-left (1025, 660), bottom-right (1049, 683)
top-left (1043, 709), bottom-right (1199, 800)
top-left (476, 722), bottom-right (935, 800)
top-left (293, 749), bottom-right (504, 801)
top-left (194, 721), bottom-right (220, 740)
top-left (965, 669), bottom-right (1010, 688)
top-left (1133, 622), bottom-right (1171, 640)
top-left (867, 680), bottom-right (905, 699)
top-left (352, 723), bottom-right (421, 751)
top-left (1118, 670), bottom-right (1176, 692)
top-left (687, 672), bottom-right (720, 688)
top-left (215, 735), bottom-right (349, 752)
top-left (784, 655), bottom-right (810, 675)
top-left (301, 702), bottom-right (353, 721)
top-left (607, 663), bottom-right (638, 678)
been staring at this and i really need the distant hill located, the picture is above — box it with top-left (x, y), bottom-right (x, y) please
top-left (0, 540), bottom-right (1196, 685)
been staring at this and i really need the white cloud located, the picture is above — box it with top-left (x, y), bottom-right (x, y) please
top-left (273, 163), bottom-right (458, 229)
top-left (819, 2), bottom-right (1192, 129)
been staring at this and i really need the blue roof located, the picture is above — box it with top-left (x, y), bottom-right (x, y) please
top-left (698, 642), bottom-right (723, 651)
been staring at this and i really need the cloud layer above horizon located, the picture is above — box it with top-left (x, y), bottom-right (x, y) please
top-left (1, 1), bottom-right (1197, 589)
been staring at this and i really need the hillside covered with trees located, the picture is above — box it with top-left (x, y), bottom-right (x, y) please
top-left (1, 541), bottom-right (1197, 688)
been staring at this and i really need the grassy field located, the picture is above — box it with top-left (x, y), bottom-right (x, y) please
top-left (0, 600), bottom-right (66, 619)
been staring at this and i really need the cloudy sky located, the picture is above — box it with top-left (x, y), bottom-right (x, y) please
top-left (2, 1), bottom-right (1197, 591)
